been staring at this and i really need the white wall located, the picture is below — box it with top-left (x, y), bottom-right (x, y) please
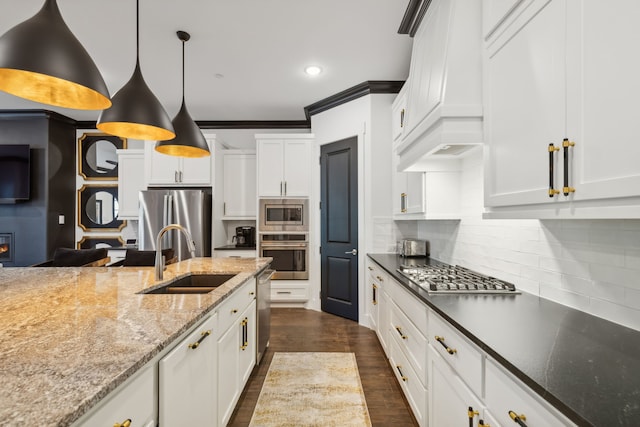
top-left (409, 150), bottom-right (640, 331)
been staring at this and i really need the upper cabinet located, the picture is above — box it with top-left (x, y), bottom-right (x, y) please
top-left (223, 150), bottom-right (256, 219)
top-left (483, 0), bottom-right (640, 218)
top-left (116, 149), bottom-right (145, 220)
top-left (256, 134), bottom-right (314, 197)
top-left (146, 136), bottom-right (214, 186)
top-left (391, 83), bottom-right (408, 144)
top-left (395, 0), bottom-right (483, 171)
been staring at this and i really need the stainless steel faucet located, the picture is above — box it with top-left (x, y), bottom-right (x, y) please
top-left (155, 224), bottom-right (196, 280)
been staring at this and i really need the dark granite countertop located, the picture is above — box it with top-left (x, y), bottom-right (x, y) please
top-left (214, 245), bottom-right (257, 250)
top-left (368, 253), bottom-right (640, 427)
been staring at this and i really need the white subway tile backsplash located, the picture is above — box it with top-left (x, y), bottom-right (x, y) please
top-left (589, 298), bottom-right (640, 331)
top-left (539, 283), bottom-right (591, 312)
top-left (625, 250), bottom-right (640, 271)
top-left (589, 264), bottom-right (640, 290)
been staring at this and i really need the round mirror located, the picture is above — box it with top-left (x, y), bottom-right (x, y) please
top-left (85, 191), bottom-right (119, 225)
top-left (86, 139), bottom-right (118, 174)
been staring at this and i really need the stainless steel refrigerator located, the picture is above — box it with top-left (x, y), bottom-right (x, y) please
top-left (138, 189), bottom-right (212, 260)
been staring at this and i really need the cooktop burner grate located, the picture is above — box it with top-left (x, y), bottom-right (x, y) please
top-left (396, 263), bottom-right (519, 294)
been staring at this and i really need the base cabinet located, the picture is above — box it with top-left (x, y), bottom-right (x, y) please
top-left (159, 313), bottom-right (218, 427)
top-left (428, 345), bottom-right (485, 427)
top-left (217, 280), bottom-right (256, 427)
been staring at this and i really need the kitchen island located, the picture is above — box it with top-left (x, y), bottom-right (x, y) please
top-left (368, 253), bottom-right (640, 427)
top-left (0, 257), bottom-right (271, 427)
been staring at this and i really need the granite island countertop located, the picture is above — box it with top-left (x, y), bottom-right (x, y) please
top-left (0, 257), bottom-right (271, 427)
top-left (368, 253), bottom-right (640, 427)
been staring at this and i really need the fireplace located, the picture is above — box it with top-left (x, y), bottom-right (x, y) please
top-left (0, 233), bottom-right (14, 263)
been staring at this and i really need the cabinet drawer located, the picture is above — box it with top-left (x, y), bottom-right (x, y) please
top-left (271, 284), bottom-right (308, 302)
top-left (390, 301), bottom-right (428, 386)
top-left (428, 310), bottom-right (483, 397)
top-left (217, 279), bottom-right (256, 334)
top-left (366, 261), bottom-right (389, 287)
top-left (389, 334), bottom-right (427, 427)
top-left (387, 278), bottom-right (427, 336)
top-left (75, 363), bottom-right (157, 427)
top-left (485, 358), bottom-right (575, 426)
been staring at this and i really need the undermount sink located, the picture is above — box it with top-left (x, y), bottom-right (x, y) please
top-left (141, 273), bottom-right (238, 294)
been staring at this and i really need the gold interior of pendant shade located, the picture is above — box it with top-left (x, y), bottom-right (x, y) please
top-left (0, 67), bottom-right (112, 110)
top-left (97, 121), bottom-right (175, 142)
top-left (155, 144), bottom-right (210, 158)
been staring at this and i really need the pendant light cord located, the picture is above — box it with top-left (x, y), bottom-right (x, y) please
top-left (136, 0), bottom-right (140, 62)
top-left (182, 37), bottom-right (185, 102)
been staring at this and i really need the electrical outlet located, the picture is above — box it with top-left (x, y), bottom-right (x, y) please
top-left (58, 215), bottom-right (65, 225)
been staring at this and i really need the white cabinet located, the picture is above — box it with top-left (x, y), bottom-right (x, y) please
top-left (270, 282), bottom-right (308, 303)
top-left (484, 0), bottom-right (640, 218)
top-left (116, 149), bottom-right (146, 220)
top-left (428, 345), bottom-right (485, 427)
top-left (223, 151), bottom-right (256, 219)
top-left (159, 313), bottom-right (218, 427)
top-left (391, 83), bottom-right (408, 144)
top-left (395, 0), bottom-right (483, 171)
top-left (256, 134), bottom-right (313, 197)
top-left (74, 363), bottom-right (157, 427)
top-left (145, 137), bottom-right (213, 186)
top-left (367, 259), bottom-right (391, 356)
top-left (216, 279), bottom-right (256, 427)
top-left (485, 358), bottom-right (575, 427)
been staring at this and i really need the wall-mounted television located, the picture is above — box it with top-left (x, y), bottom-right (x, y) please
top-left (0, 144), bottom-right (31, 203)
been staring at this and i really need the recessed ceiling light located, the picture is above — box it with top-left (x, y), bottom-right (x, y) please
top-left (304, 65), bottom-right (322, 76)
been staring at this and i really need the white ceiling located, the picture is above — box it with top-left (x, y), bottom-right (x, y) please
top-left (0, 0), bottom-right (413, 122)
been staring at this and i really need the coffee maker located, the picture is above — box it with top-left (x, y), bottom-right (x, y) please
top-left (234, 226), bottom-right (256, 247)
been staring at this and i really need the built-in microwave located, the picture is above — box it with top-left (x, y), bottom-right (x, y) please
top-left (259, 198), bottom-right (308, 232)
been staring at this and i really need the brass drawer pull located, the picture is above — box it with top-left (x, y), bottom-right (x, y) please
top-left (188, 330), bottom-right (211, 350)
top-left (548, 143), bottom-right (560, 197)
top-left (114, 419), bottom-right (132, 427)
top-left (435, 335), bottom-right (457, 354)
top-left (395, 365), bottom-right (407, 382)
top-left (509, 410), bottom-right (528, 427)
top-left (468, 406), bottom-right (479, 420)
top-left (562, 138), bottom-right (576, 196)
top-left (231, 308), bottom-right (238, 314)
top-left (395, 326), bottom-right (407, 340)
top-left (479, 420), bottom-right (491, 426)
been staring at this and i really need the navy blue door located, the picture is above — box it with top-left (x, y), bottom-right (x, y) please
top-left (320, 137), bottom-right (358, 321)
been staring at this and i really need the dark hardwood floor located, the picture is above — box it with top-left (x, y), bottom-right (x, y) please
top-left (228, 308), bottom-right (419, 426)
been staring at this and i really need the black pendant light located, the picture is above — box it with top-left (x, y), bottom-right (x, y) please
top-left (97, 0), bottom-right (175, 141)
top-left (0, 0), bottom-right (111, 110)
top-left (155, 31), bottom-right (210, 158)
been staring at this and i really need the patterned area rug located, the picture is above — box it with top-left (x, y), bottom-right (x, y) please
top-left (249, 352), bottom-right (372, 427)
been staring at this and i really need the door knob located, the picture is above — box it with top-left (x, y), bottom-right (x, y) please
top-left (345, 249), bottom-right (358, 255)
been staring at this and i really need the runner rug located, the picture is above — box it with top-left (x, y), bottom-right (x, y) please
top-left (248, 352), bottom-right (372, 427)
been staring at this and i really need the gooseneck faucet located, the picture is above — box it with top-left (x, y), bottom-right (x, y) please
top-left (155, 224), bottom-right (196, 281)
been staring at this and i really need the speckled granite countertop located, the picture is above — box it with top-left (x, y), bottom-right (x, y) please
top-left (368, 254), bottom-right (640, 427)
top-left (0, 257), bottom-right (270, 427)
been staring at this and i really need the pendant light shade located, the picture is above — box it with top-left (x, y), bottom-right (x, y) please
top-left (0, 0), bottom-right (111, 110)
top-left (155, 30), bottom-right (210, 158)
top-left (97, 0), bottom-right (175, 141)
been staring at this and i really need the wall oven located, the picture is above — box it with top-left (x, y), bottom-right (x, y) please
top-left (259, 234), bottom-right (308, 280)
top-left (259, 198), bottom-right (308, 232)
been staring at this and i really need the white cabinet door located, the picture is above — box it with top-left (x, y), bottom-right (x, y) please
top-left (217, 317), bottom-right (241, 427)
top-left (238, 300), bottom-right (257, 386)
top-left (376, 285), bottom-right (389, 357)
top-left (484, 0), bottom-right (567, 207)
top-left (180, 154), bottom-right (212, 185)
top-left (159, 314), bottom-right (217, 427)
top-left (282, 140), bottom-right (311, 197)
top-left (391, 85), bottom-right (408, 143)
top-left (428, 345), bottom-right (485, 427)
top-left (256, 136), bottom-right (313, 197)
top-left (257, 139), bottom-right (285, 197)
top-left (223, 152), bottom-right (256, 218)
top-left (117, 149), bottom-right (146, 219)
top-left (566, 1), bottom-right (640, 203)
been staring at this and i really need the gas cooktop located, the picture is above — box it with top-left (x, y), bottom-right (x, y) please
top-left (396, 263), bottom-right (519, 294)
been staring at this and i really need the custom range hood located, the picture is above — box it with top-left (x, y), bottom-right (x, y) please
top-left (395, 0), bottom-right (483, 171)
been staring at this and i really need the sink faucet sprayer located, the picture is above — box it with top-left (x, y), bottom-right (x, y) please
top-left (155, 224), bottom-right (196, 281)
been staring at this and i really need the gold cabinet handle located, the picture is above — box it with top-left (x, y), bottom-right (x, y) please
top-left (479, 420), bottom-right (491, 426)
top-left (468, 406), bottom-right (479, 420)
top-left (231, 308), bottom-right (238, 314)
top-left (562, 138), bottom-right (576, 196)
top-left (114, 419), bottom-right (131, 427)
top-left (367, 266), bottom-right (373, 271)
top-left (188, 330), bottom-right (211, 350)
top-left (395, 326), bottom-right (407, 340)
top-left (548, 143), bottom-right (560, 197)
top-left (400, 192), bottom-right (407, 212)
top-left (400, 108), bottom-right (405, 128)
top-left (376, 275), bottom-right (383, 282)
top-left (509, 410), bottom-right (528, 427)
top-left (372, 284), bottom-right (378, 305)
top-left (435, 335), bottom-right (457, 354)
top-left (395, 365), bottom-right (407, 382)
top-left (249, 291), bottom-right (255, 296)
top-left (240, 317), bottom-right (249, 350)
